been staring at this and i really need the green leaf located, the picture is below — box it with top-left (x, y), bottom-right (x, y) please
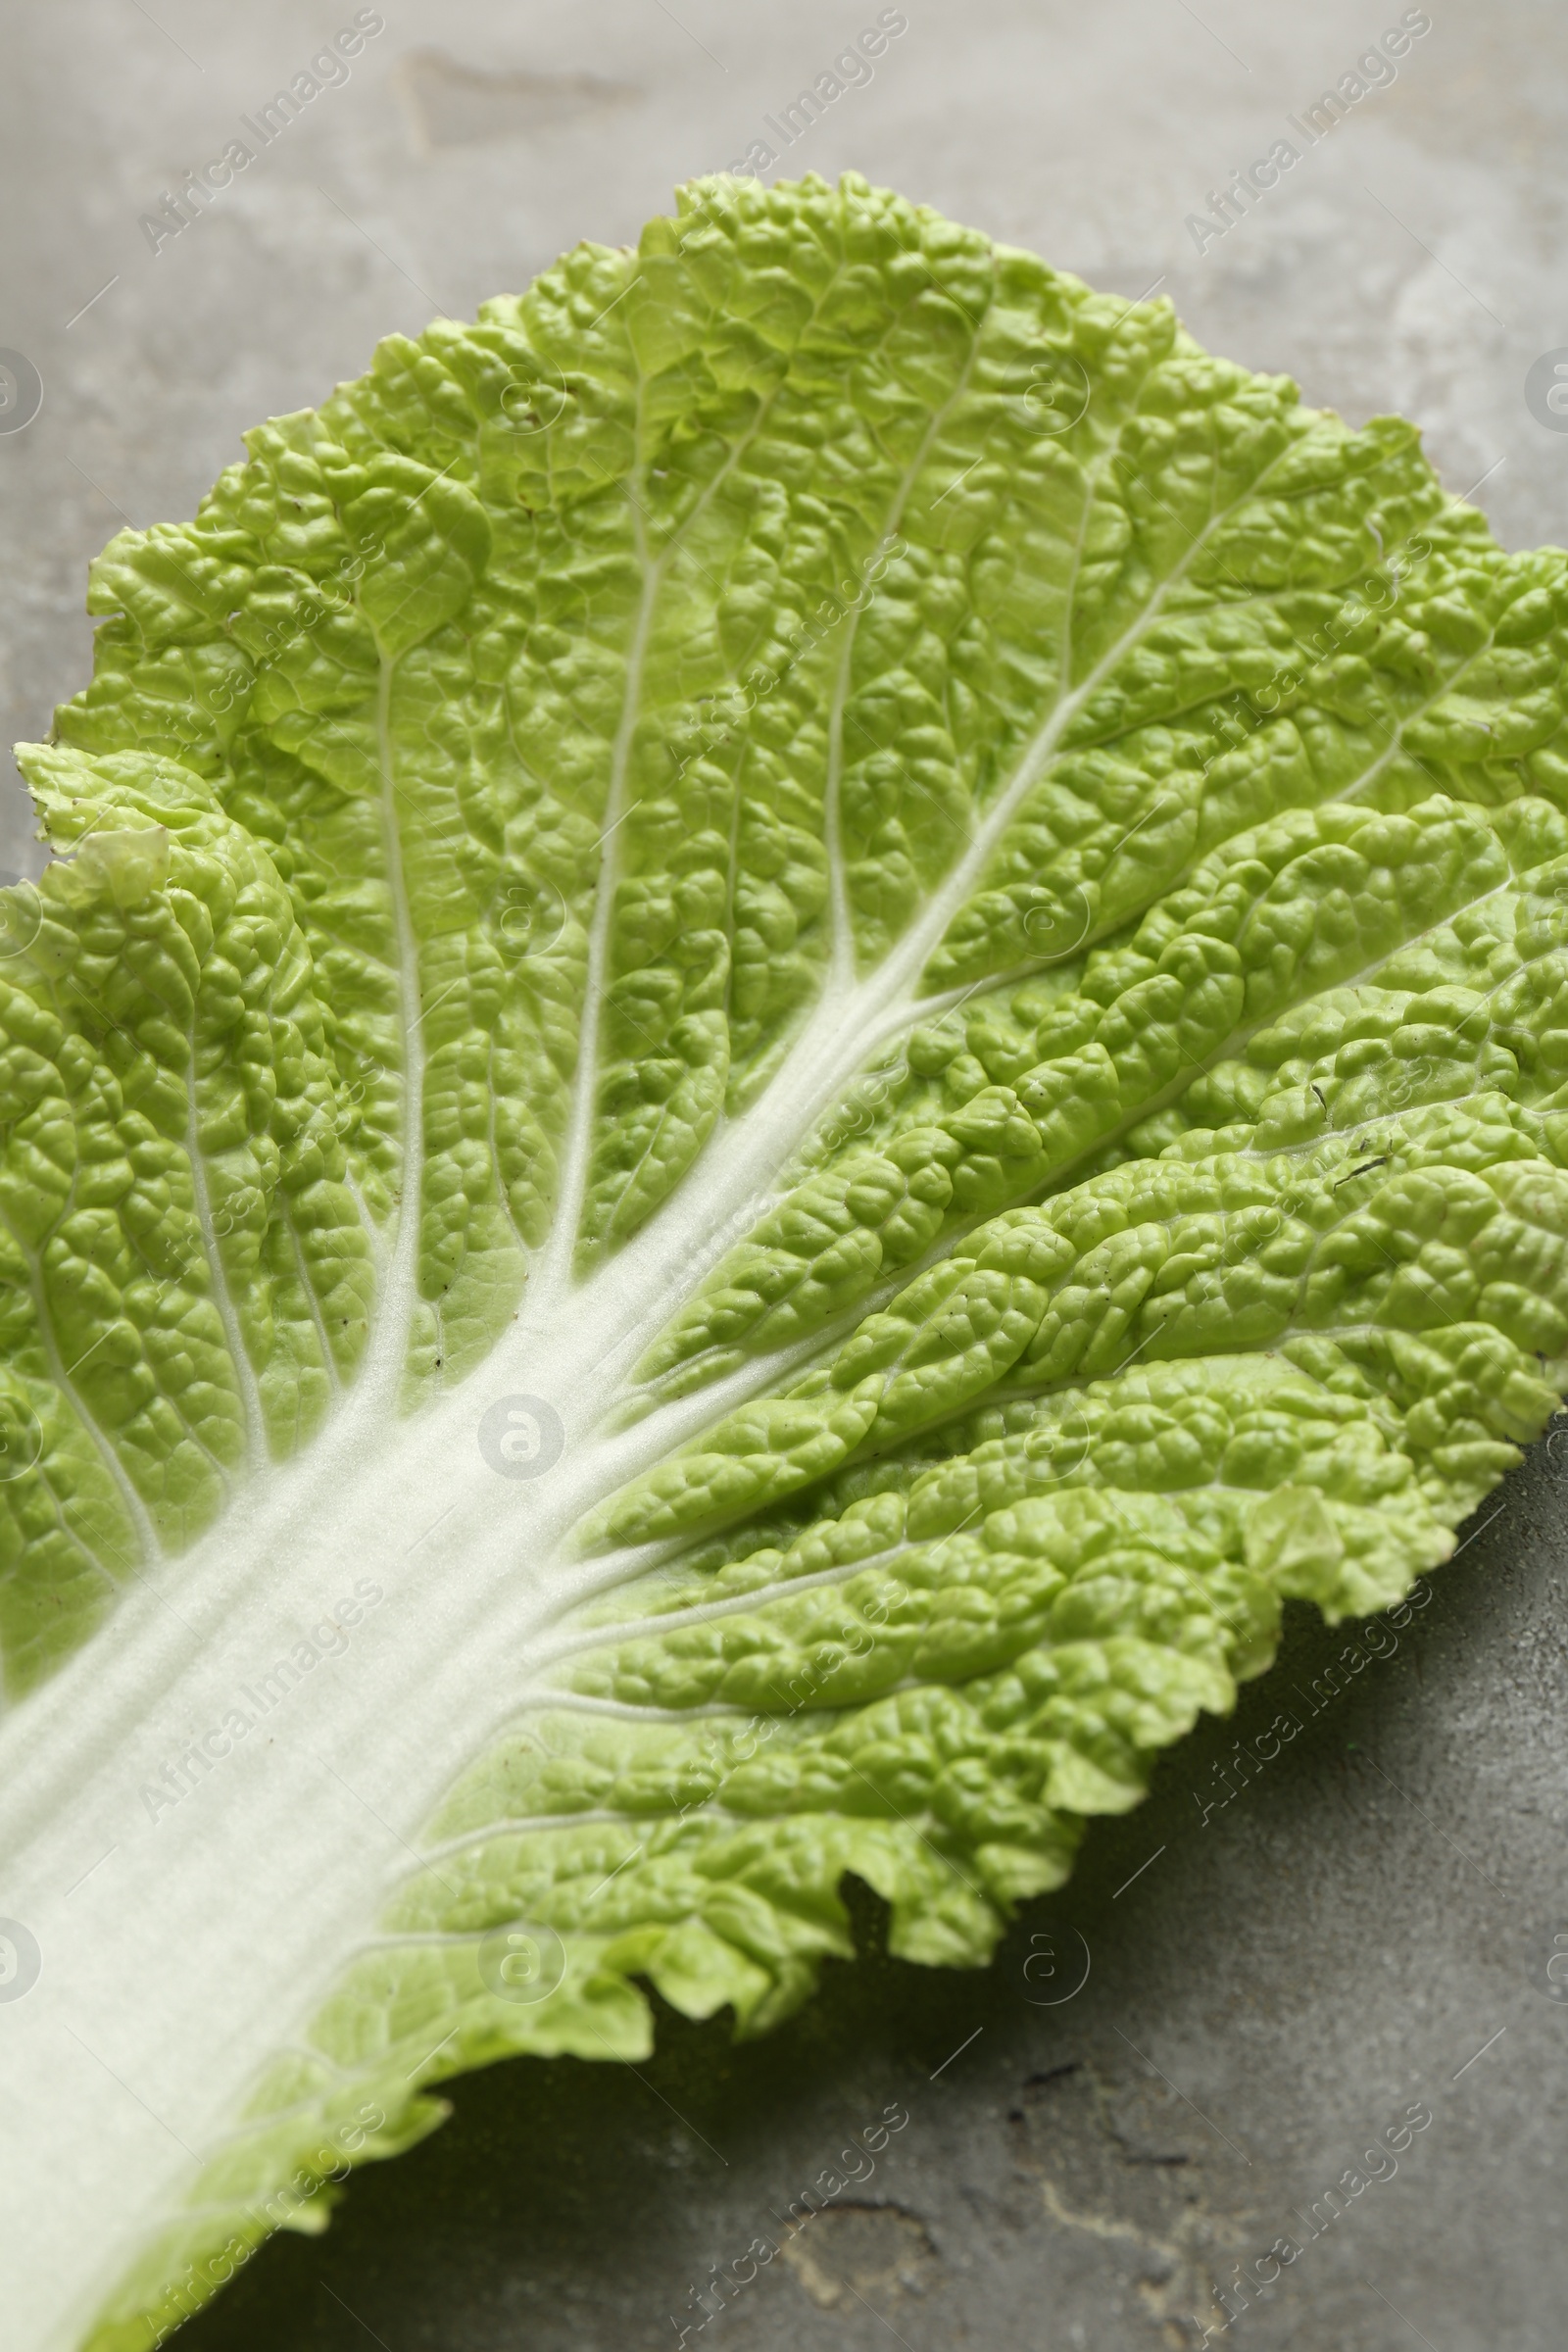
top-left (2, 172), bottom-right (1566, 2351)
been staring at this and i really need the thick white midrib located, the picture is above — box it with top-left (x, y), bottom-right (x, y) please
top-left (0, 646), bottom-right (460, 2348)
top-left (0, 1199), bottom-right (815, 1854)
top-left (0, 1348), bottom-right (738, 2350)
top-left (0, 998), bottom-right (980, 2349)
top-left (1, 1079), bottom-right (951, 2352)
top-left (0, 990), bottom-right (984, 2352)
top-left (0, 805), bottom-right (1509, 2352)
top-left (0, 662), bottom-right (1504, 1916)
top-left (0, 949), bottom-right (908, 1851)
top-left (0, 430), bottom-right (1381, 2346)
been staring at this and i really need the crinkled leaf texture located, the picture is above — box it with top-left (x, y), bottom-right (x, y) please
top-left (2, 172), bottom-right (1566, 2349)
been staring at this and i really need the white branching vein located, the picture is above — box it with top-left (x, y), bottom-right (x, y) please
top-left (0, 179), bottom-right (1552, 2352)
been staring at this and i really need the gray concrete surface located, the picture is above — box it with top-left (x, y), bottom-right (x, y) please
top-left (3, 2), bottom-right (1566, 2345)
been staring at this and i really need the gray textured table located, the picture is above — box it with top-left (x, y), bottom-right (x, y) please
top-left (3, 4), bottom-right (1565, 2346)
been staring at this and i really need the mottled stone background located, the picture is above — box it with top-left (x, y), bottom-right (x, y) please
top-left (3, 3), bottom-right (1565, 2345)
